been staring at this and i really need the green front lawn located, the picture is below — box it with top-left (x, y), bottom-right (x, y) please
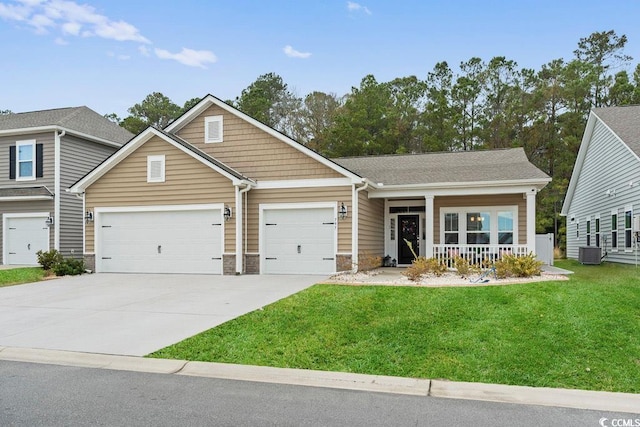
top-left (0, 267), bottom-right (47, 288)
top-left (150, 260), bottom-right (640, 393)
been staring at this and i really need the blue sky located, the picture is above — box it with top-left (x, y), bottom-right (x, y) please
top-left (2, 0), bottom-right (640, 118)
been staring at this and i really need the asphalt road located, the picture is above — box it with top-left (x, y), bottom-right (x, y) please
top-left (2, 361), bottom-right (635, 426)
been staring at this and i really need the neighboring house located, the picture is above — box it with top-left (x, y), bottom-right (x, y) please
top-left (562, 106), bottom-right (640, 264)
top-left (69, 95), bottom-right (550, 275)
top-left (0, 107), bottom-right (132, 265)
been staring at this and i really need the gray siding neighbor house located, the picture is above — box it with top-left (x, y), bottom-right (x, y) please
top-left (562, 106), bottom-right (640, 264)
top-left (0, 107), bottom-right (132, 265)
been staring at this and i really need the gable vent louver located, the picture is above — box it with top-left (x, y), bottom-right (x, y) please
top-left (149, 160), bottom-right (163, 180)
top-left (205, 116), bottom-right (223, 143)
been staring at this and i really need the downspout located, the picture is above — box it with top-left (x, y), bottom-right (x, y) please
top-left (54, 130), bottom-right (65, 252)
top-left (236, 182), bottom-right (253, 274)
top-left (351, 180), bottom-right (369, 273)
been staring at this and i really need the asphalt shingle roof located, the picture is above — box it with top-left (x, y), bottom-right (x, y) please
top-left (0, 106), bottom-right (133, 145)
top-left (332, 147), bottom-right (549, 186)
top-left (592, 105), bottom-right (640, 157)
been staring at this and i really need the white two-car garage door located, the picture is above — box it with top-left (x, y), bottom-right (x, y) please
top-left (262, 206), bottom-right (336, 275)
top-left (97, 207), bottom-right (223, 274)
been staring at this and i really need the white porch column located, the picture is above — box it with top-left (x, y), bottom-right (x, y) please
top-left (424, 195), bottom-right (434, 258)
top-left (526, 190), bottom-right (536, 255)
top-left (235, 185), bottom-right (243, 274)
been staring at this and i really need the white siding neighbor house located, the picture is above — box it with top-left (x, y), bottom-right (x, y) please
top-left (562, 106), bottom-right (640, 264)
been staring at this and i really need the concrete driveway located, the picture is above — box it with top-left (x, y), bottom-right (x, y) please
top-left (0, 274), bottom-right (322, 356)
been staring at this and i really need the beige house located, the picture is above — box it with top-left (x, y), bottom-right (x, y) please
top-left (69, 95), bottom-right (550, 275)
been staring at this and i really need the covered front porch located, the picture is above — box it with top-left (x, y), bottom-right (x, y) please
top-left (373, 189), bottom-right (538, 267)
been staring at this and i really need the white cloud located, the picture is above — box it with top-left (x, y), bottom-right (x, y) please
top-left (138, 44), bottom-right (150, 57)
top-left (53, 36), bottom-right (66, 44)
top-left (347, 1), bottom-right (371, 15)
top-left (108, 51), bottom-right (130, 61)
top-left (0, 0), bottom-right (149, 42)
top-left (283, 45), bottom-right (311, 59)
top-left (154, 47), bottom-right (217, 68)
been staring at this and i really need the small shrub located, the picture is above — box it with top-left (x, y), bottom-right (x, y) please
top-left (453, 256), bottom-right (479, 278)
top-left (357, 252), bottom-right (383, 272)
top-left (403, 257), bottom-right (447, 282)
top-left (36, 249), bottom-right (63, 271)
top-left (494, 253), bottom-right (543, 278)
top-left (53, 257), bottom-right (85, 276)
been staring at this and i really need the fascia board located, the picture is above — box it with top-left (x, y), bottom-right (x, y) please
top-left (0, 125), bottom-right (124, 148)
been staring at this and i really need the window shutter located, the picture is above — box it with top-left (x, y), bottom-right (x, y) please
top-left (9, 146), bottom-right (15, 179)
top-left (36, 143), bottom-right (43, 178)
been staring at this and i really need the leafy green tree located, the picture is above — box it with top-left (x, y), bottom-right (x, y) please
top-left (122, 92), bottom-right (181, 133)
top-left (609, 71), bottom-right (635, 105)
top-left (298, 91), bottom-right (342, 151)
top-left (384, 76), bottom-right (428, 153)
top-left (574, 30), bottom-right (632, 107)
top-left (423, 61), bottom-right (455, 152)
top-left (451, 57), bottom-right (485, 150)
top-left (234, 73), bottom-right (300, 134)
top-left (182, 97), bottom-right (201, 113)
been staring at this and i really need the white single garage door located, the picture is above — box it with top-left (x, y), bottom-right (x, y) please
top-left (97, 208), bottom-right (223, 274)
top-left (4, 215), bottom-right (50, 265)
top-left (263, 207), bottom-right (336, 274)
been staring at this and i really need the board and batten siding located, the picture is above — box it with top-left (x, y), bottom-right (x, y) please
top-left (84, 136), bottom-right (236, 253)
top-left (358, 190), bottom-right (384, 256)
top-left (60, 135), bottom-right (118, 257)
top-left (176, 105), bottom-right (344, 181)
top-left (565, 119), bottom-right (640, 263)
top-left (246, 186), bottom-right (353, 254)
top-left (434, 194), bottom-right (526, 244)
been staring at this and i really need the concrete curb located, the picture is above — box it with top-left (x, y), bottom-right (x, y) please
top-left (430, 380), bottom-right (640, 414)
top-left (1, 347), bottom-right (638, 414)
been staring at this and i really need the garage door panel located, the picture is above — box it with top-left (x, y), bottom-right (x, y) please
top-left (263, 207), bottom-right (336, 275)
top-left (98, 209), bottom-right (222, 274)
top-left (5, 216), bottom-right (50, 265)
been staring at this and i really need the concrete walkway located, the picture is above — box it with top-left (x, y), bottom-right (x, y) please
top-left (541, 265), bottom-right (574, 275)
top-left (0, 273), bottom-right (320, 356)
top-left (0, 347), bottom-right (637, 414)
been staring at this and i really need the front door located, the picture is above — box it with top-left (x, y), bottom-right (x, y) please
top-left (398, 215), bottom-right (419, 265)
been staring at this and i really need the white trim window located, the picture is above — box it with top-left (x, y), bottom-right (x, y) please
top-left (16, 140), bottom-right (36, 181)
top-left (586, 217), bottom-right (591, 247)
top-left (205, 115), bottom-right (223, 143)
top-left (595, 215), bottom-right (600, 248)
top-left (440, 206), bottom-right (518, 245)
top-left (611, 209), bottom-right (618, 251)
top-left (147, 155), bottom-right (165, 183)
top-left (625, 206), bottom-right (633, 250)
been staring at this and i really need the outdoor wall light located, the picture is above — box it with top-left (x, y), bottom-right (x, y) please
top-left (45, 216), bottom-right (54, 227)
top-left (339, 202), bottom-right (348, 220)
top-left (224, 205), bottom-right (232, 221)
top-left (85, 211), bottom-right (94, 223)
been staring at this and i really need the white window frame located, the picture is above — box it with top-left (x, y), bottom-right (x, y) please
top-left (16, 140), bottom-right (36, 181)
top-left (611, 209), bottom-right (618, 252)
top-left (440, 206), bottom-right (518, 245)
top-left (205, 115), bottom-right (223, 143)
top-left (625, 205), bottom-right (633, 251)
top-left (147, 155), bottom-right (165, 183)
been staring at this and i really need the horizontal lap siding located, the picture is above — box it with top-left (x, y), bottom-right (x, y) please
top-left (176, 105), bottom-right (344, 181)
top-left (246, 186), bottom-right (352, 253)
top-left (434, 194), bottom-right (526, 244)
top-left (566, 120), bottom-right (640, 263)
top-left (85, 136), bottom-right (236, 252)
top-left (60, 136), bottom-right (117, 257)
top-left (358, 191), bottom-right (384, 255)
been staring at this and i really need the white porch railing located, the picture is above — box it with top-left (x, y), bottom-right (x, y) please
top-left (433, 244), bottom-right (530, 269)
